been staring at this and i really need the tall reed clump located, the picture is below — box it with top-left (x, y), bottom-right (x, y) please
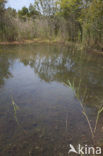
top-left (14, 17), bottom-right (36, 40)
top-left (0, 13), bottom-right (17, 41)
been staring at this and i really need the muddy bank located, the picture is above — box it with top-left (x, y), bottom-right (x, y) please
top-left (0, 39), bottom-right (67, 45)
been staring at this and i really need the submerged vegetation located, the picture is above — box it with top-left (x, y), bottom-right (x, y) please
top-left (0, 0), bottom-right (103, 49)
top-left (11, 96), bottom-right (20, 125)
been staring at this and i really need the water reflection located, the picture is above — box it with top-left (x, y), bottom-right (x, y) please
top-left (0, 48), bottom-right (12, 87)
top-left (0, 44), bottom-right (103, 155)
top-left (17, 44), bottom-right (103, 108)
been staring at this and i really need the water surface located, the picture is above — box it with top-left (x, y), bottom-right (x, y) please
top-left (0, 44), bottom-right (103, 156)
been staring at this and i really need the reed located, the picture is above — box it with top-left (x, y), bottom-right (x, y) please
top-left (11, 96), bottom-right (27, 134)
top-left (67, 79), bottom-right (103, 143)
top-left (11, 96), bottom-right (19, 125)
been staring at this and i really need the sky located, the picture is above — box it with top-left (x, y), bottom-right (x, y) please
top-left (6, 0), bottom-right (34, 11)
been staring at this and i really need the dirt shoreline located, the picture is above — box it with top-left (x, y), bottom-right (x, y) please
top-left (88, 49), bottom-right (103, 55)
top-left (0, 39), bottom-right (103, 55)
top-left (0, 39), bottom-right (66, 45)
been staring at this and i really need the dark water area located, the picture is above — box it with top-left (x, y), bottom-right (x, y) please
top-left (0, 44), bottom-right (103, 156)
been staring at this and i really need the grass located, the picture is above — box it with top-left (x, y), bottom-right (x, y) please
top-left (11, 96), bottom-right (27, 134)
top-left (11, 96), bottom-right (19, 125)
top-left (67, 79), bottom-right (103, 143)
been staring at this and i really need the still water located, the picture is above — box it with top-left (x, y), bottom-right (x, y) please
top-left (0, 44), bottom-right (103, 156)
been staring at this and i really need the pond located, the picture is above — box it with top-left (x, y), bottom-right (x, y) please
top-left (0, 44), bottom-right (103, 156)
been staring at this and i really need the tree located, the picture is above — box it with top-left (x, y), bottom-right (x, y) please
top-left (34, 0), bottom-right (57, 16)
top-left (0, 0), bottom-right (6, 40)
top-left (82, 0), bottom-right (103, 47)
top-left (18, 7), bottom-right (29, 18)
top-left (18, 5), bottom-right (40, 19)
top-left (28, 3), bottom-right (40, 18)
top-left (57, 0), bottom-right (83, 17)
top-left (57, 0), bottom-right (83, 41)
top-left (6, 7), bottom-right (17, 17)
top-left (0, 0), bottom-right (6, 20)
top-left (0, 0), bottom-right (6, 12)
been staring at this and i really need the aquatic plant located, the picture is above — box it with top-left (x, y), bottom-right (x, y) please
top-left (11, 96), bottom-right (19, 125)
top-left (67, 79), bottom-right (103, 143)
top-left (11, 96), bottom-right (27, 134)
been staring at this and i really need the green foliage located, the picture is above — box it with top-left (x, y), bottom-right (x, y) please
top-left (82, 0), bottom-right (103, 48)
top-left (18, 7), bottom-right (29, 18)
top-left (56, 0), bottom-right (103, 46)
top-left (57, 0), bottom-right (82, 17)
top-left (29, 4), bottom-right (40, 18)
top-left (0, 0), bottom-right (6, 12)
top-left (0, 1), bottom-right (17, 41)
top-left (6, 7), bottom-right (17, 17)
top-left (18, 5), bottom-right (39, 19)
top-left (0, 0), bottom-right (103, 48)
